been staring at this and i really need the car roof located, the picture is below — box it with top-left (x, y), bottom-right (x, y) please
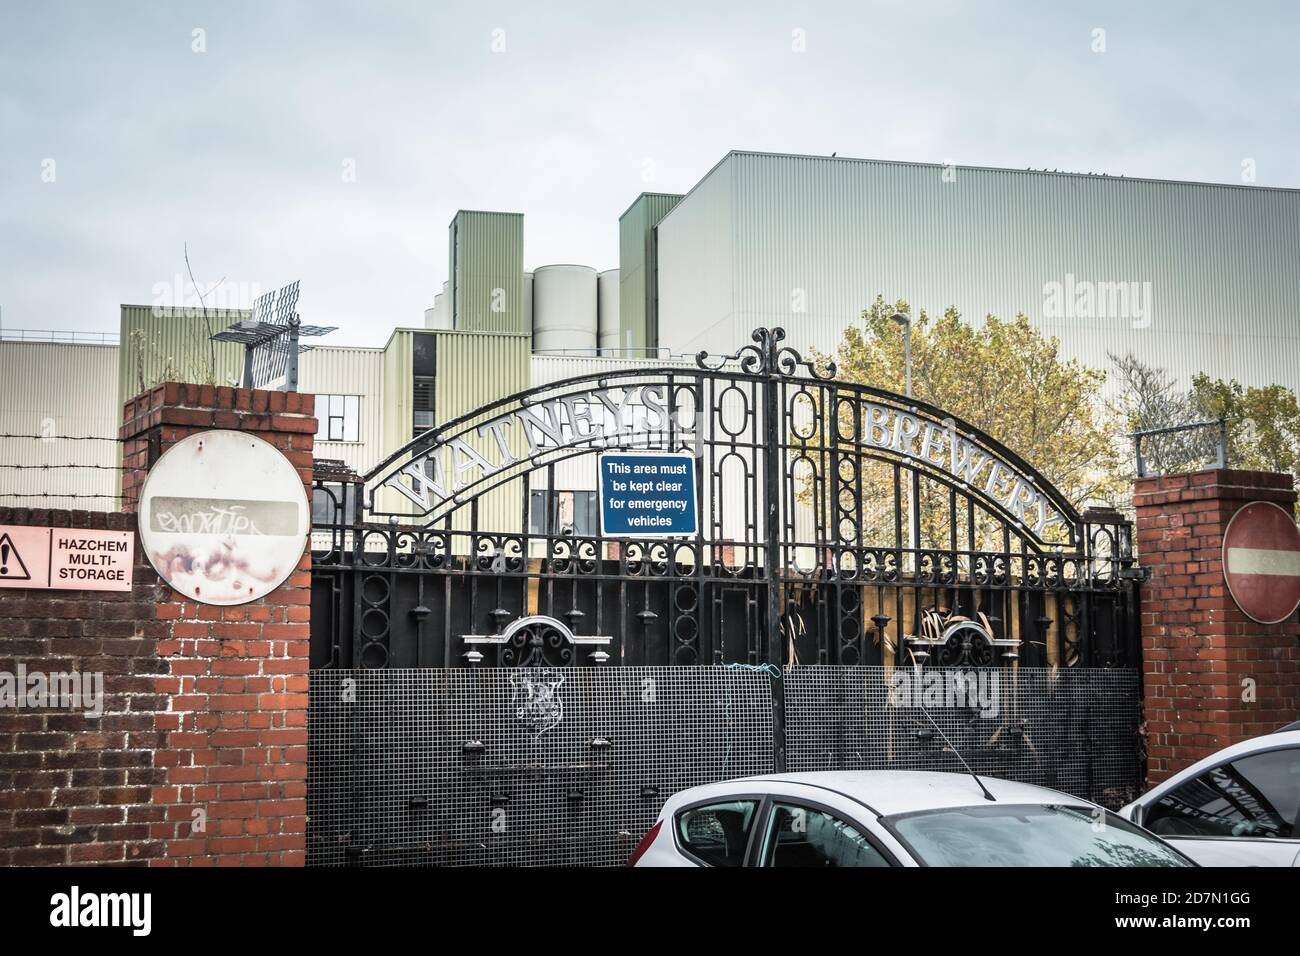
top-left (1130, 729), bottom-right (1300, 804)
top-left (683, 770), bottom-right (1094, 818)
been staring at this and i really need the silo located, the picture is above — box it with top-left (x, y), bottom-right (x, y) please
top-left (532, 264), bottom-right (597, 352)
top-left (425, 281), bottom-right (452, 330)
top-left (597, 269), bottom-right (620, 354)
top-left (523, 271), bottom-right (534, 333)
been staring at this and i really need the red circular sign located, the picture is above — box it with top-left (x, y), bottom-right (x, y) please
top-left (1222, 501), bottom-right (1300, 625)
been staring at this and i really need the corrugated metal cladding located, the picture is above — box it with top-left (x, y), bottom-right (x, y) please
top-left (619, 193), bottom-right (682, 351)
top-left (431, 331), bottom-right (529, 534)
top-left (451, 211), bottom-right (526, 335)
top-left (370, 330), bottom-right (530, 525)
top-left (528, 352), bottom-right (693, 387)
top-left (118, 304), bottom-right (245, 410)
top-left (372, 330), bottom-right (415, 516)
top-left (298, 346), bottom-right (384, 477)
top-left (0, 342), bottom-right (119, 509)
top-left (655, 151), bottom-right (1300, 392)
top-left (432, 331), bottom-right (530, 426)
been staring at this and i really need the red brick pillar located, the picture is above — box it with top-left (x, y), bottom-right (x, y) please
top-left (120, 382), bottom-right (316, 865)
top-left (1133, 468), bottom-right (1300, 785)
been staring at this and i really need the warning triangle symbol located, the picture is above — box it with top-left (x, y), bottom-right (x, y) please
top-left (0, 533), bottom-right (32, 581)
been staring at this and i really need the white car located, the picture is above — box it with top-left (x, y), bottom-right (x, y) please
top-left (628, 770), bottom-right (1193, 867)
top-left (1119, 728), bottom-right (1300, 866)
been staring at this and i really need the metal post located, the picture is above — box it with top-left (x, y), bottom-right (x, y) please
top-left (761, 329), bottom-right (786, 772)
top-left (286, 316), bottom-right (301, 393)
top-left (902, 327), bottom-right (912, 399)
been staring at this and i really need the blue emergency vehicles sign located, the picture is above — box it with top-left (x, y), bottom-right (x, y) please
top-left (598, 452), bottom-right (698, 538)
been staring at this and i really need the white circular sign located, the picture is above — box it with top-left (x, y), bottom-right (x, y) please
top-left (139, 430), bottom-right (310, 605)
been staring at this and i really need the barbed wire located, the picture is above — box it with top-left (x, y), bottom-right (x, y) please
top-left (0, 492), bottom-right (126, 501)
top-left (0, 462), bottom-right (128, 471)
top-left (0, 432), bottom-right (123, 443)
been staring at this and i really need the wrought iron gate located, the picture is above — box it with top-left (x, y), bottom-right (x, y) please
top-left (312, 327), bottom-right (1138, 683)
top-left (307, 326), bottom-right (1142, 858)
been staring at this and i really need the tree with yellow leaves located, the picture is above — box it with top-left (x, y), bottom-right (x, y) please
top-left (812, 296), bottom-right (1122, 548)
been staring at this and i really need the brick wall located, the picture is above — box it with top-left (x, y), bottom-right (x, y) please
top-left (1134, 468), bottom-right (1300, 784)
top-left (0, 383), bottom-right (315, 865)
top-left (0, 509), bottom-right (165, 865)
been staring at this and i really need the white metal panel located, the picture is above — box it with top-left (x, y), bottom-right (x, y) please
top-left (655, 160), bottom-right (736, 355)
top-left (528, 353), bottom-right (693, 388)
top-left (298, 345), bottom-right (385, 476)
top-left (656, 151), bottom-right (1300, 392)
top-left (0, 341), bottom-right (120, 509)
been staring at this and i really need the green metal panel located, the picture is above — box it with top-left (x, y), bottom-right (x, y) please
top-left (374, 328), bottom-right (529, 525)
top-left (372, 330), bottom-right (416, 515)
top-left (433, 330), bottom-right (529, 533)
top-left (431, 330), bottom-right (530, 425)
top-left (117, 304), bottom-right (245, 411)
top-left (381, 329), bottom-right (414, 456)
top-left (618, 193), bottom-right (682, 350)
top-left (450, 211), bottom-right (526, 335)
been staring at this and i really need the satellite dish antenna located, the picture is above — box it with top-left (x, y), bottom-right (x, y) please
top-left (211, 281), bottom-right (335, 391)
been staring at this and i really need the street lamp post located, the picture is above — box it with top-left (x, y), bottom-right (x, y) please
top-left (891, 312), bottom-right (912, 399)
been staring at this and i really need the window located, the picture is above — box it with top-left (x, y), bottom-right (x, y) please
top-left (883, 804), bottom-right (1192, 867)
top-left (413, 376), bottom-right (435, 434)
top-left (315, 394), bottom-right (360, 443)
top-left (674, 800), bottom-right (759, 866)
top-left (1143, 748), bottom-right (1300, 840)
top-left (529, 490), bottom-right (598, 536)
top-left (312, 482), bottom-right (357, 525)
top-left (759, 803), bottom-right (892, 867)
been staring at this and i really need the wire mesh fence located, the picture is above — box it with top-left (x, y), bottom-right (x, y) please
top-left (307, 664), bottom-right (1142, 867)
top-left (307, 666), bottom-right (774, 867)
top-left (782, 666), bottom-right (1142, 809)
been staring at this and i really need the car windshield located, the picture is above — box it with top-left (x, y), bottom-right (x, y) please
top-left (883, 803), bottom-right (1193, 867)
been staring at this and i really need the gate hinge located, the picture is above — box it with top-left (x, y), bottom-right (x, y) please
top-left (1118, 566), bottom-right (1150, 582)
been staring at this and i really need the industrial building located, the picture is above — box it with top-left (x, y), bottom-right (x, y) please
top-left (4, 150), bottom-right (1298, 513)
top-left (654, 152), bottom-right (1300, 386)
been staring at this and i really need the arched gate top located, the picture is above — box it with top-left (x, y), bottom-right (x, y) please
top-left (364, 327), bottom-right (1084, 548)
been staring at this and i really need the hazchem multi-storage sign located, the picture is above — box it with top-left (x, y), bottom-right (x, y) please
top-left (0, 527), bottom-right (134, 591)
top-left (138, 430), bottom-right (310, 606)
top-left (598, 452), bottom-right (698, 538)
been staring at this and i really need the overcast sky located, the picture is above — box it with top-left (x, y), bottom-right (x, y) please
top-left (2, 0), bottom-right (1297, 346)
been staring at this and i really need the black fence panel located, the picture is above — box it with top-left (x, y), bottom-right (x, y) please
top-left (783, 666), bottom-right (1143, 809)
top-left (308, 665), bottom-right (1142, 866)
top-left (308, 666), bottom-right (773, 867)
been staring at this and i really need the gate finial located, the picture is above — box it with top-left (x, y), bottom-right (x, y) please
top-left (695, 327), bottom-right (837, 380)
